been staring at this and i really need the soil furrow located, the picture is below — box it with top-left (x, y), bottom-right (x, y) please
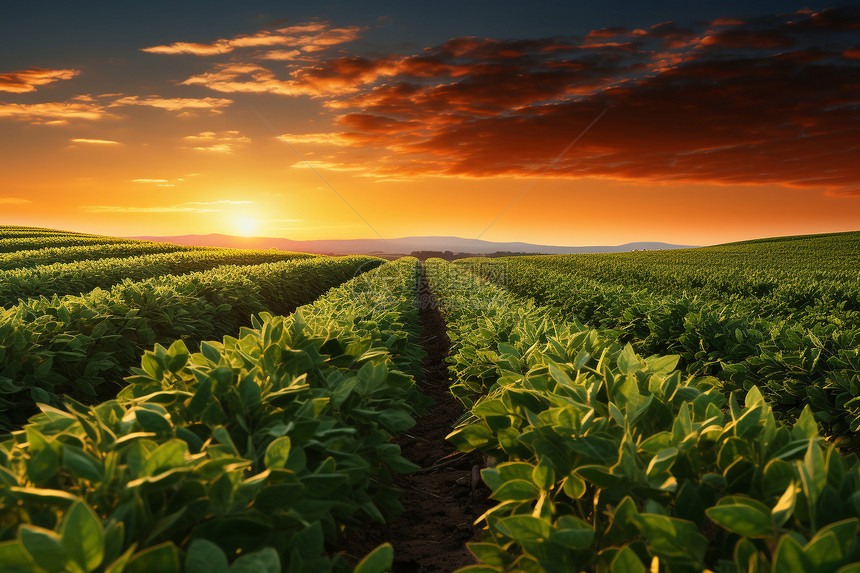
top-left (342, 265), bottom-right (491, 572)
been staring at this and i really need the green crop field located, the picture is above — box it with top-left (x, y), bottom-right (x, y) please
top-left (1, 226), bottom-right (859, 572)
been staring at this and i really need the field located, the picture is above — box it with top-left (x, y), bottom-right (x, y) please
top-left (1, 226), bottom-right (859, 572)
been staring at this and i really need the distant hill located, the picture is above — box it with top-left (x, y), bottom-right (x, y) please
top-left (129, 234), bottom-right (696, 256)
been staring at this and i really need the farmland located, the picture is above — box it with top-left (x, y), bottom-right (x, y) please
top-left (1, 226), bottom-right (859, 572)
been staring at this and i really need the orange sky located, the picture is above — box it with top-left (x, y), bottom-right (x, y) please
top-left (2, 5), bottom-right (860, 246)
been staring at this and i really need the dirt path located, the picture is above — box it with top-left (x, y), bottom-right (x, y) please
top-left (342, 266), bottom-right (490, 572)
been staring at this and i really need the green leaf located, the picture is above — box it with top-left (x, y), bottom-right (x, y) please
top-left (547, 361), bottom-right (575, 387)
top-left (550, 516), bottom-right (594, 549)
top-left (532, 463), bottom-right (555, 491)
top-left (610, 546), bottom-right (646, 573)
top-left (792, 406), bottom-right (818, 440)
top-left (141, 440), bottom-right (187, 477)
top-left (635, 514), bottom-right (706, 566)
top-left (646, 448), bottom-right (678, 478)
top-left (448, 423), bottom-right (493, 450)
top-left (354, 543), bottom-right (393, 573)
top-left (0, 540), bottom-right (33, 572)
top-left (562, 475), bottom-right (587, 499)
top-left (62, 446), bottom-right (103, 483)
top-left (378, 409), bottom-right (415, 432)
top-left (468, 542), bottom-right (513, 568)
top-left (494, 516), bottom-right (551, 543)
top-left (185, 539), bottom-right (228, 573)
top-left (135, 409), bottom-right (172, 435)
top-left (26, 442), bottom-right (59, 485)
top-left (617, 344), bottom-right (642, 375)
top-left (772, 483), bottom-right (800, 528)
top-left (9, 486), bottom-right (78, 504)
top-left (706, 503), bottom-right (774, 538)
top-left (772, 534), bottom-right (810, 573)
top-left (230, 548), bottom-right (280, 573)
top-left (213, 426), bottom-right (239, 455)
top-left (263, 436), bottom-right (291, 470)
top-left (61, 500), bottom-right (105, 573)
top-left (491, 479), bottom-right (540, 501)
top-left (20, 526), bottom-right (68, 572)
top-left (124, 542), bottom-right (180, 573)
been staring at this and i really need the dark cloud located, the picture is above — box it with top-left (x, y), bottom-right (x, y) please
top-left (180, 7), bottom-right (860, 192)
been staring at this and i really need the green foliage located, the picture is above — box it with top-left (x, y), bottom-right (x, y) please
top-left (0, 248), bottom-right (314, 307)
top-left (0, 235), bottom-right (137, 254)
top-left (460, 233), bottom-right (860, 437)
top-left (427, 259), bottom-right (860, 573)
top-left (0, 242), bottom-right (203, 271)
top-left (0, 258), bottom-right (426, 571)
top-left (0, 256), bottom-right (380, 430)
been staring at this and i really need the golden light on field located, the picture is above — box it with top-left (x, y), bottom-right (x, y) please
top-left (233, 217), bottom-right (261, 237)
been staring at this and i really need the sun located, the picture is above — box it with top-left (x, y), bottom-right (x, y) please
top-left (233, 216), bottom-right (260, 237)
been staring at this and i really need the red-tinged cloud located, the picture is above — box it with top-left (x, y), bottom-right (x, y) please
top-left (111, 95), bottom-right (233, 112)
top-left (142, 22), bottom-right (361, 57)
top-left (188, 7), bottom-right (860, 192)
top-left (586, 27), bottom-right (647, 39)
top-left (0, 68), bottom-right (79, 93)
top-left (700, 29), bottom-right (796, 49)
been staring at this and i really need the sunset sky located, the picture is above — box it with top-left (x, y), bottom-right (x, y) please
top-left (2, 1), bottom-right (859, 246)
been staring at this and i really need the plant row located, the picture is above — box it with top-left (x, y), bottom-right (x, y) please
top-left (0, 228), bottom-right (96, 240)
top-left (0, 236), bottom-right (139, 254)
top-left (463, 259), bottom-right (860, 437)
top-left (483, 232), bottom-right (860, 302)
top-left (0, 242), bottom-right (204, 271)
top-left (0, 248), bottom-right (315, 307)
top-left (0, 258), bottom-right (428, 573)
top-left (0, 256), bottom-right (380, 430)
top-left (426, 259), bottom-right (860, 573)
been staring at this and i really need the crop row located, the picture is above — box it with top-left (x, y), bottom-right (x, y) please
top-left (0, 229), bottom-right (96, 240)
top-left (0, 248), bottom-right (315, 307)
top-left (0, 256), bottom-right (380, 430)
top-left (464, 253), bottom-right (860, 324)
top-left (0, 236), bottom-right (139, 254)
top-left (463, 259), bottom-right (860, 437)
top-left (426, 259), bottom-right (860, 572)
top-left (494, 232), bottom-right (860, 299)
top-left (0, 242), bottom-right (205, 271)
top-left (0, 259), bottom-right (427, 573)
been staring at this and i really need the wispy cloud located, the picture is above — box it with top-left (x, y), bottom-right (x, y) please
top-left (290, 160), bottom-right (366, 172)
top-left (0, 197), bottom-right (32, 205)
top-left (84, 199), bottom-right (255, 214)
top-left (141, 22), bottom-right (361, 57)
top-left (111, 95), bottom-right (233, 113)
top-left (190, 200), bottom-right (255, 205)
top-left (131, 178), bottom-right (173, 187)
top-left (184, 130), bottom-right (251, 153)
top-left (71, 138), bottom-right (120, 145)
top-left (0, 98), bottom-right (107, 122)
top-left (0, 68), bottom-right (79, 93)
top-left (278, 132), bottom-right (352, 145)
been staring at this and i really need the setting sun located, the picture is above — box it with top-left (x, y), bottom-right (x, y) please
top-left (233, 216), bottom-right (260, 237)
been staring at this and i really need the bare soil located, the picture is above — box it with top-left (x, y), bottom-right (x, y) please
top-left (340, 267), bottom-right (491, 572)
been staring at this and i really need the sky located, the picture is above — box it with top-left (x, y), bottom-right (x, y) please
top-left (1, 1), bottom-right (859, 246)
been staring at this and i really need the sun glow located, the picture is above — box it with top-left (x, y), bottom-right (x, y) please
top-left (233, 216), bottom-right (260, 237)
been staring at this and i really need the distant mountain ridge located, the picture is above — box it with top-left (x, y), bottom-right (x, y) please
top-left (129, 234), bottom-right (697, 255)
